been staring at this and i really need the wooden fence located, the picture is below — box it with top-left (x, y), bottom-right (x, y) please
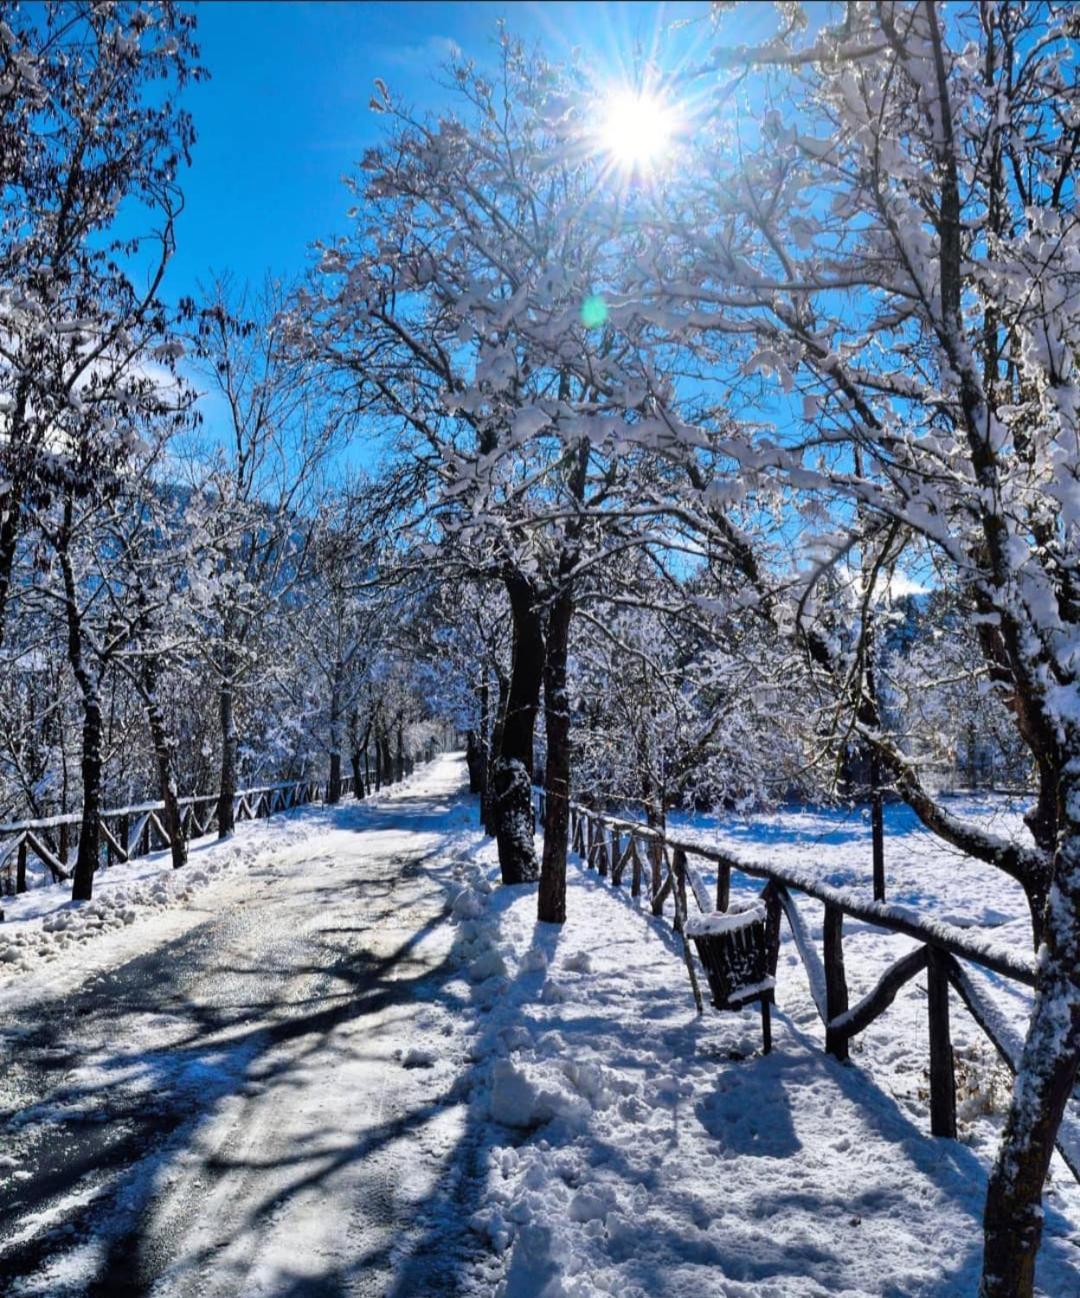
top-left (534, 787), bottom-right (1080, 1182)
top-left (0, 751), bottom-right (429, 897)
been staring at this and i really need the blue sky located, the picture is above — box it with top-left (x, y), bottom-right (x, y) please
top-left (166, 0), bottom-right (763, 302)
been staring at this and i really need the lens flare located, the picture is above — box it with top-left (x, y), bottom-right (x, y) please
top-left (581, 295), bottom-right (608, 329)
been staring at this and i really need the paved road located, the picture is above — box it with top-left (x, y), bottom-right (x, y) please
top-left (0, 761), bottom-right (484, 1298)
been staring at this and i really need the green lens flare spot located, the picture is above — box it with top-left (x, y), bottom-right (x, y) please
top-left (581, 295), bottom-right (608, 329)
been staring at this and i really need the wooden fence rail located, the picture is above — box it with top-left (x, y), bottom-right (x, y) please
top-left (0, 748), bottom-right (434, 898)
top-left (536, 787), bottom-right (1080, 1183)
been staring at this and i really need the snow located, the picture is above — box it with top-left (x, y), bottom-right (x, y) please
top-left (0, 809), bottom-right (324, 998)
top-left (3, 756), bottom-right (1080, 1297)
top-left (684, 901), bottom-right (767, 936)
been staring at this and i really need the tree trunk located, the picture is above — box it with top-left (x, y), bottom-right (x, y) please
top-left (980, 777), bottom-right (1080, 1298)
top-left (538, 583), bottom-right (574, 923)
top-left (327, 663), bottom-right (343, 804)
top-left (0, 495), bottom-right (20, 655)
top-left (478, 674), bottom-right (490, 814)
top-left (217, 676), bottom-right (237, 838)
top-left (493, 569), bottom-right (544, 885)
top-left (535, 438), bottom-right (587, 919)
top-left (71, 693), bottom-right (102, 902)
top-left (0, 385), bottom-right (31, 654)
top-left (143, 679), bottom-right (187, 870)
top-left (483, 669), bottom-right (508, 835)
top-left (465, 729), bottom-right (483, 793)
top-left (57, 496), bottom-right (101, 903)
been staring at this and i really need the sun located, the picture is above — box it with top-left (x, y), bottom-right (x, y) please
top-left (599, 89), bottom-right (676, 171)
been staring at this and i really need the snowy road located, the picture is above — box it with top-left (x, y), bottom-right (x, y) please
top-left (0, 759), bottom-right (483, 1298)
top-left (5, 757), bottom-right (1080, 1298)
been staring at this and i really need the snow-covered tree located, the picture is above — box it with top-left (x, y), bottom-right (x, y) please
top-left (312, 36), bottom-right (760, 923)
top-left (183, 278), bottom-right (340, 836)
top-left (623, 5), bottom-right (1080, 1291)
top-left (0, 1), bottom-right (201, 648)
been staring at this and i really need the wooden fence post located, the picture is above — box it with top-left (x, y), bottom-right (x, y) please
top-left (16, 838), bottom-right (26, 894)
top-left (670, 845), bottom-right (704, 1014)
top-left (649, 839), bottom-right (663, 907)
top-left (927, 947), bottom-right (957, 1138)
top-left (871, 749), bottom-right (886, 901)
top-left (823, 903), bottom-right (849, 1061)
top-left (716, 860), bottom-right (731, 912)
top-left (763, 882), bottom-right (781, 977)
top-left (630, 837), bottom-right (642, 897)
top-left (672, 847), bottom-right (689, 933)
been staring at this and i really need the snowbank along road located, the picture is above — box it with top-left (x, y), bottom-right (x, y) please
top-left (3, 753), bottom-right (1080, 1298)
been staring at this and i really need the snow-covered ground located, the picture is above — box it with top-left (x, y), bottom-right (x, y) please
top-left (452, 788), bottom-right (1080, 1298)
top-left (2, 757), bottom-right (1079, 1297)
top-left (0, 809), bottom-right (329, 1003)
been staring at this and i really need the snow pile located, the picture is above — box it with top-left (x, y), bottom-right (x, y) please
top-left (684, 901), bottom-right (766, 937)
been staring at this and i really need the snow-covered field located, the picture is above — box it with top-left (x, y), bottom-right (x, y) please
top-left (2, 756), bottom-right (1079, 1297)
top-left (452, 788), bottom-right (1080, 1298)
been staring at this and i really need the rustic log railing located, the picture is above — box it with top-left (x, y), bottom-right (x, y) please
top-left (535, 787), bottom-right (1080, 1182)
top-left (0, 753), bottom-right (427, 897)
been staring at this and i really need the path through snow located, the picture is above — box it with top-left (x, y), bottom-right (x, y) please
top-left (0, 757), bottom-right (484, 1296)
top-left (2, 755), bottom-right (1080, 1297)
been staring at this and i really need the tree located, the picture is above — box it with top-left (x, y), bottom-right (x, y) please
top-left (0, 2), bottom-right (201, 649)
top-left (295, 487), bottom-right (386, 803)
top-left (635, 5), bottom-right (1080, 1291)
top-left (184, 279), bottom-right (337, 837)
top-left (311, 37), bottom-right (742, 910)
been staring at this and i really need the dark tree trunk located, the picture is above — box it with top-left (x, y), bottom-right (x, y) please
top-left (0, 496), bottom-right (20, 656)
top-left (478, 675), bottom-right (490, 813)
top-left (537, 439), bottom-right (587, 921)
top-left (493, 569), bottom-right (544, 885)
top-left (465, 729), bottom-right (483, 793)
top-left (144, 679), bottom-right (187, 870)
top-left (327, 663), bottom-right (343, 804)
top-left (217, 676), bottom-right (237, 838)
top-left (71, 694), bottom-right (102, 902)
top-left (980, 774), bottom-right (1080, 1298)
top-left (0, 386), bottom-right (31, 654)
top-left (57, 496), bottom-right (102, 903)
top-left (483, 669), bottom-right (508, 835)
top-left (538, 583), bottom-right (574, 923)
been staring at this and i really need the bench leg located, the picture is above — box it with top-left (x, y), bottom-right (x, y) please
top-left (761, 995), bottom-right (772, 1055)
